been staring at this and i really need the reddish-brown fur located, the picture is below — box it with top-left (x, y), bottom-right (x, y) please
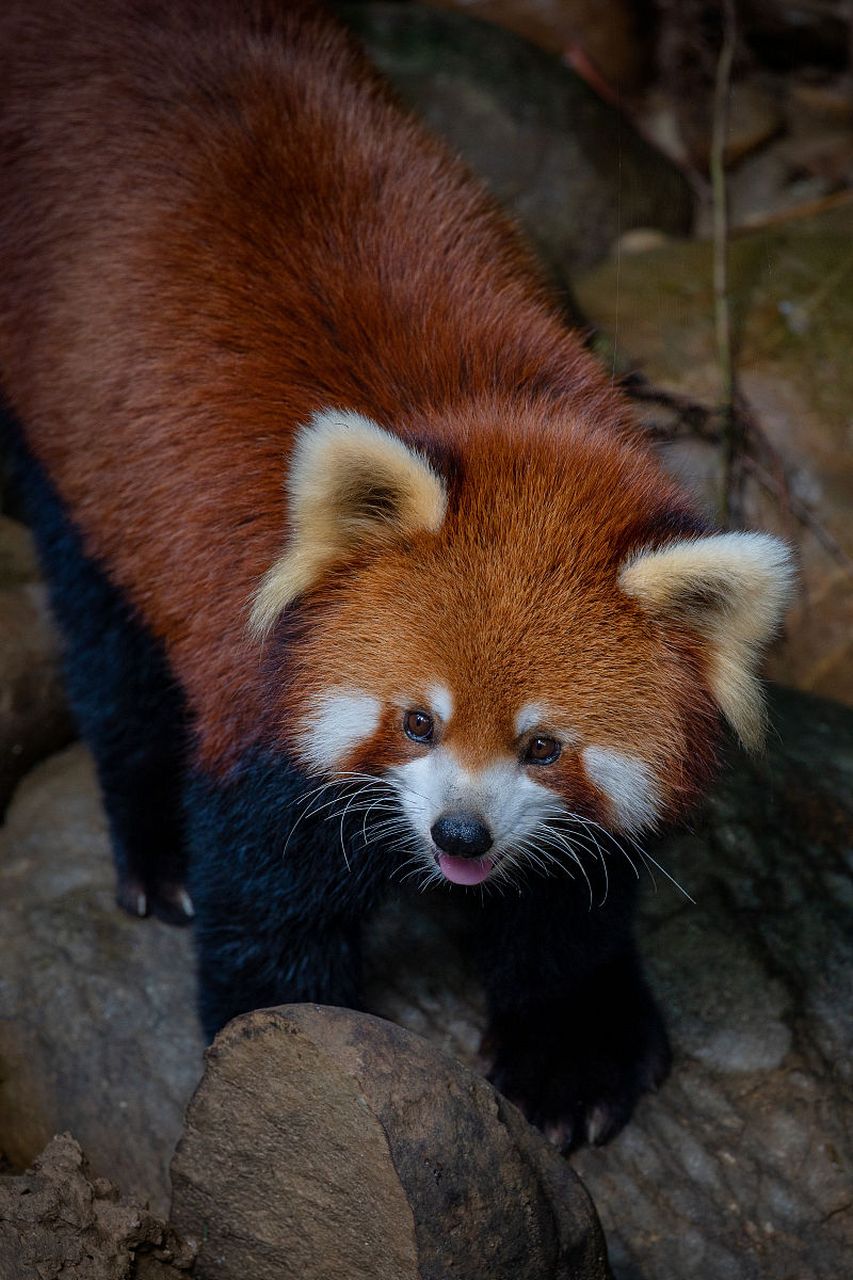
top-left (0, 0), bottom-right (716, 807)
top-left (273, 418), bottom-right (719, 815)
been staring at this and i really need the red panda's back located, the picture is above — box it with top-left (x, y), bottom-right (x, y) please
top-left (0, 0), bottom-right (635, 767)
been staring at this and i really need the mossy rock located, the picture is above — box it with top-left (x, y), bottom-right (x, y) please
top-left (576, 202), bottom-right (853, 705)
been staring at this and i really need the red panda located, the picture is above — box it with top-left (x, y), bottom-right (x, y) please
top-left (0, 0), bottom-right (792, 1150)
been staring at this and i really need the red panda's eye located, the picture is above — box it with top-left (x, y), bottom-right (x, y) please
top-left (524, 735), bottom-right (561, 765)
top-left (403, 710), bottom-right (434, 743)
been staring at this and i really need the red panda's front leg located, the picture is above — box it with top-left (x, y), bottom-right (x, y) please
top-left (476, 877), bottom-right (671, 1152)
top-left (7, 423), bottom-right (194, 925)
top-left (185, 753), bottom-right (384, 1042)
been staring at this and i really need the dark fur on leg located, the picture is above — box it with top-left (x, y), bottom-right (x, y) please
top-left (475, 868), bottom-right (671, 1151)
top-left (186, 753), bottom-right (388, 1040)
top-left (4, 414), bottom-right (192, 923)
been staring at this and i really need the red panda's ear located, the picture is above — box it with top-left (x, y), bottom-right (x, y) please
top-left (249, 410), bottom-right (447, 637)
top-left (619, 532), bottom-right (795, 750)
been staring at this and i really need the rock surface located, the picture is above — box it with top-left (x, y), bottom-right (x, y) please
top-left (0, 515), bottom-right (74, 814)
top-left (171, 1006), bottom-right (610, 1280)
top-left (572, 686), bottom-right (853, 1279)
top-left (0, 750), bottom-right (203, 1217)
top-left (1, 685), bottom-right (851, 1278)
top-left (0, 513), bottom-right (39, 586)
top-left (575, 201), bottom-right (853, 706)
top-left (335, 2), bottom-right (692, 283)
top-left (0, 1133), bottom-right (195, 1280)
top-left (423, 0), bottom-right (654, 92)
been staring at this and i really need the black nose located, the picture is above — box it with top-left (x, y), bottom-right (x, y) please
top-left (430, 813), bottom-right (493, 858)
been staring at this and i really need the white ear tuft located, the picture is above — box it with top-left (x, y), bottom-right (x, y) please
top-left (620, 532), bottom-right (795, 749)
top-left (250, 410), bottom-right (447, 637)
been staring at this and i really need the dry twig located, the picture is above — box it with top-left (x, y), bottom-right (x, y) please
top-left (710, 0), bottom-right (741, 523)
top-left (623, 374), bottom-right (853, 574)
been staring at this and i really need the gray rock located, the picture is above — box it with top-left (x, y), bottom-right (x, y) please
top-left (0, 749), bottom-right (202, 1217)
top-left (0, 514), bottom-right (39, 586)
top-left (334, 2), bottom-right (692, 283)
top-left (0, 516), bottom-right (74, 814)
top-left (171, 1006), bottom-right (611, 1280)
top-left (419, 0), bottom-right (654, 92)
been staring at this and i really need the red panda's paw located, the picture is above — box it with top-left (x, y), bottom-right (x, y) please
top-left (116, 872), bottom-right (195, 928)
top-left (485, 996), bottom-right (672, 1154)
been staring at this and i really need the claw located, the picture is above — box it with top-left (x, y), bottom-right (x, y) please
top-left (585, 1103), bottom-right (612, 1147)
top-left (115, 875), bottom-right (194, 926)
top-left (544, 1119), bottom-right (574, 1151)
top-left (151, 880), bottom-right (195, 926)
top-left (116, 875), bottom-right (149, 919)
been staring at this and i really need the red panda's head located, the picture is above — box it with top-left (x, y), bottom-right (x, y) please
top-left (252, 408), bottom-right (793, 889)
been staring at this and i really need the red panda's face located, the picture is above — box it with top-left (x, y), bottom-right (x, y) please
top-left (275, 529), bottom-right (718, 890)
top-left (255, 410), bottom-right (793, 890)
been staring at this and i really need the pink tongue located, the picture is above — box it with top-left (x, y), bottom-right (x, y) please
top-left (437, 853), bottom-right (494, 886)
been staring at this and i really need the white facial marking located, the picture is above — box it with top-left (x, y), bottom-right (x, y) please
top-left (299, 687), bottom-right (381, 771)
top-left (581, 746), bottom-right (659, 834)
top-left (514, 703), bottom-right (578, 745)
top-left (426, 682), bottom-right (453, 723)
top-left (390, 747), bottom-right (557, 853)
top-left (514, 703), bottom-right (545, 737)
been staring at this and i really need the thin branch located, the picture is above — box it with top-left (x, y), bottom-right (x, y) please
top-left (621, 374), bottom-right (853, 576)
top-left (743, 455), bottom-right (852, 571)
top-left (710, 0), bottom-right (739, 522)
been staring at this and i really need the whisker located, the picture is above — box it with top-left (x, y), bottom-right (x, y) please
top-left (336, 781), bottom-right (381, 871)
top-left (541, 804), bottom-right (694, 902)
top-left (635, 848), bottom-right (695, 903)
top-left (282, 772), bottom-right (391, 859)
top-left (544, 807), bottom-right (639, 878)
top-left (360, 795), bottom-right (398, 844)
